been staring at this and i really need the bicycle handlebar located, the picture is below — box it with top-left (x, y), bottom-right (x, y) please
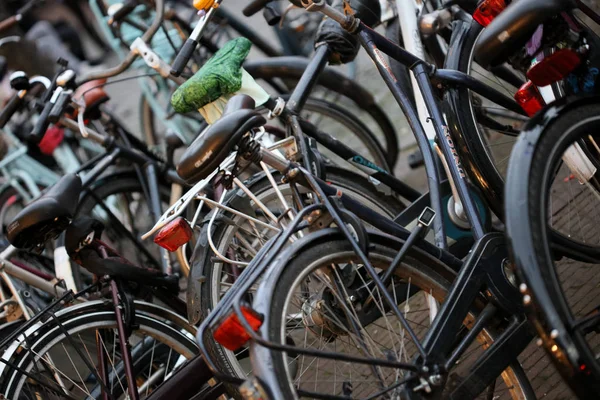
top-left (108, 0), bottom-right (140, 24)
top-left (0, 0), bottom-right (39, 34)
top-left (243, 0), bottom-right (273, 17)
top-left (0, 93), bottom-right (24, 129)
top-left (0, 75), bottom-right (50, 129)
top-left (79, 0), bottom-right (165, 84)
top-left (170, 38), bottom-right (198, 77)
top-left (169, 0), bottom-right (223, 77)
top-left (30, 99), bottom-right (53, 144)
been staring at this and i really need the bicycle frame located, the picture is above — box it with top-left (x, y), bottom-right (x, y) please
top-left (192, 5), bottom-right (532, 398)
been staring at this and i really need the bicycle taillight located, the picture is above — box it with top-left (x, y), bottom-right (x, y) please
top-left (153, 217), bottom-right (193, 252)
top-left (514, 81), bottom-right (546, 117)
top-left (473, 0), bottom-right (507, 27)
top-left (527, 48), bottom-right (581, 87)
top-left (212, 306), bottom-right (263, 351)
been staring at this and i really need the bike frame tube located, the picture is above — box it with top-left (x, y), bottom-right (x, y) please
top-left (359, 22), bottom-right (486, 238)
top-left (145, 163), bottom-right (172, 275)
top-left (109, 279), bottom-right (140, 400)
top-left (286, 45), bottom-right (331, 114)
top-left (357, 30), bottom-right (447, 248)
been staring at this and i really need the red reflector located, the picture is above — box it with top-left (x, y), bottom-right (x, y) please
top-left (473, 0), bottom-right (506, 27)
top-left (527, 49), bottom-right (581, 87)
top-left (213, 306), bottom-right (263, 351)
top-left (514, 81), bottom-right (546, 117)
top-left (153, 217), bottom-right (193, 252)
top-left (39, 125), bottom-right (65, 155)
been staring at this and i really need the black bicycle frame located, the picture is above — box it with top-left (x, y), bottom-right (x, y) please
top-left (196, 15), bottom-right (531, 399)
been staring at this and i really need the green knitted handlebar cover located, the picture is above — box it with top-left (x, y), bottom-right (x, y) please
top-left (170, 37), bottom-right (252, 113)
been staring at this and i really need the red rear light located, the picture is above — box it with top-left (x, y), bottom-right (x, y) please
top-left (473, 0), bottom-right (507, 27)
top-left (153, 217), bottom-right (193, 252)
top-left (527, 48), bottom-right (581, 87)
top-left (213, 306), bottom-right (263, 351)
top-left (514, 81), bottom-right (546, 117)
top-left (39, 126), bottom-right (65, 155)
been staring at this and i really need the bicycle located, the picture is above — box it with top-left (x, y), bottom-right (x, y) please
top-left (0, 173), bottom-right (210, 399)
top-left (498, 2), bottom-right (600, 398)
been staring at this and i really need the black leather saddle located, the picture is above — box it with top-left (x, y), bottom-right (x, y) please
top-left (7, 174), bottom-right (82, 249)
top-left (177, 94), bottom-right (266, 185)
top-left (475, 0), bottom-right (574, 68)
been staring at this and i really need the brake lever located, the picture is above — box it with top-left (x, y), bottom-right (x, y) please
top-left (300, 0), bottom-right (359, 31)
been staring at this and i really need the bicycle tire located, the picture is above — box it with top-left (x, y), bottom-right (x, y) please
top-left (446, 19), bottom-right (527, 218)
top-left (191, 166), bottom-right (405, 398)
top-left (251, 230), bottom-right (535, 399)
top-left (506, 102), bottom-right (600, 399)
top-left (0, 300), bottom-right (199, 399)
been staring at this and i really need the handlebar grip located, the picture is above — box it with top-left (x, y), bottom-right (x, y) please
top-left (0, 15), bottom-right (18, 34)
top-left (243, 0), bottom-right (273, 17)
top-left (0, 93), bottom-right (24, 129)
top-left (30, 101), bottom-right (53, 144)
top-left (109, 0), bottom-right (139, 24)
top-left (48, 92), bottom-right (71, 124)
top-left (170, 39), bottom-right (198, 77)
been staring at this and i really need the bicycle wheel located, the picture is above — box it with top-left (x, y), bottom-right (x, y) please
top-left (0, 300), bottom-right (198, 399)
top-left (258, 96), bottom-right (391, 171)
top-left (251, 230), bottom-right (534, 399)
top-left (506, 102), bottom-right (600, 399)
top-left (70, 172), bottom-right (175, 289)
top-left (246, 60), bottom-right (399, 168)
top-left (447, 19), bottom-right (528, 217)
top-left (191, 167), bottom-right (405, 397)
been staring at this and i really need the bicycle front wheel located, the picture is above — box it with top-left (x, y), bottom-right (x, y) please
top-left (506, 102), bottom-right (600, 399)
top-left (0, 300), bottom-right (198, 399)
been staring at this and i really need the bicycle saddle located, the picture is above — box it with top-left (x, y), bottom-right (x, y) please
top-left (65, 217), bottom-right (179, 294)
top-left (171, 37), bottom-right (252, 114)
top-left (475, 0), bottom-right (575, 68)
top-left (7, 174), bottom-right (82, 249)
top-left (177, 94), bottom-right (266, 184)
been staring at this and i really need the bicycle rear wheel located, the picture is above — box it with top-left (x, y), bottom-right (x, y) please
top-left (446, 20), bottom-right (529, 218)
top-left (251, 231), bottom-right (534, 400)
top-left (191, 167), bottom-right (405, 398)
top-left (506, 102), bottom-right (600, 399)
